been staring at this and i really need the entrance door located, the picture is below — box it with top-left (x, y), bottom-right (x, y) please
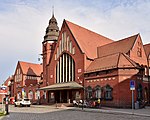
top-left (55, 90), bottom-right (70, 103)
top-left (55, 91), bottom-right (60, 103)
top-left (61, 90), bottom-right (67, 103)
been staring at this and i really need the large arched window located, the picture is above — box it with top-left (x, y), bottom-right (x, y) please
top-left (56, 53), bottom-right (75, 83)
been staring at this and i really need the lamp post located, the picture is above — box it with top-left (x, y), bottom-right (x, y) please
top-left (82, 77), bottom-right (85, 110)
top-left (37, 83), bottom-right (40, 105)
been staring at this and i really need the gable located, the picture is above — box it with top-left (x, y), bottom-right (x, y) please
top-left (14, 61), bottom-right (22, 75)
top-left (118, 53), bottom-right (139, 68)
top-left (130, 35), bottom-right (148, 66)
top-left (53, 22), bottom-right (81, 61)
top-left (19, 61), bottom-right (42, 76)
top-left (65, 20), bottom-right (113, 59)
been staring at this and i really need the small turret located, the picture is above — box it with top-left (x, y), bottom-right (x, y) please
top-left (43, 13), bottom-right (59, 42)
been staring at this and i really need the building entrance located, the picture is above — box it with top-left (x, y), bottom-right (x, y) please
top-left (55, 90), bottom-right (72, 103)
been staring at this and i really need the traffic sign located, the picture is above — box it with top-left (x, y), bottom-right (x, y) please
top-left (130, 80), bottom-right (135, 90)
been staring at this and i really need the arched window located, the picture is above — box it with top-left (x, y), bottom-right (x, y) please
top-left (35, 90), bottom-right (40, 100)
top-left (94, 85), bottom-right (101, 99)
top-left (86, 86), bottom-right (93, 99)
top-left (56, 53), bottom-right (75, 83)
top-left (17, 91), bottom-right (21, 100)
top-left (28, 90), bottom-right (33, 100)
top-left (104, 84), bottom-right (113, 100)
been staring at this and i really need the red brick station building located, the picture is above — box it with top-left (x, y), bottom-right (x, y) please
top-left (4, 14), bottom-right (150, 108)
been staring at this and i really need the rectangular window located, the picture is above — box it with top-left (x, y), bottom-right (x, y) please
top-left (64, 32), bottom-right (66, 51)
top-left (67, 36), bottom-right (69, 51)
top-left (72, 47), bottom-right (75, 54)
top-left (69, 41), bottom-right (72, 53)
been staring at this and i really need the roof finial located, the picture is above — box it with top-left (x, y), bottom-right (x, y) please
top-left (52, 6), bottom-right (54, 17)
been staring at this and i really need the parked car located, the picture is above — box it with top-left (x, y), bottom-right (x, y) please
top-left (14, 98), bottom-right (31, 107)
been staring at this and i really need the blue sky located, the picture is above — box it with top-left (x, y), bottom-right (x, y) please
top-left (0, 0), bottom-right (150, 84)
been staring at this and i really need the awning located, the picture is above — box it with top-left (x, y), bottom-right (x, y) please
top-left (39, 81), bottom-right (83, 91)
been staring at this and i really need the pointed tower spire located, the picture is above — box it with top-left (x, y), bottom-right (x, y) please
top-left (52, 6), bottom-right (54, 17)
top-left (43, 8), bottom-right (59, 43)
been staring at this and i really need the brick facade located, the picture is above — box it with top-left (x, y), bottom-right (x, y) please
top-left (41, 16), bottom-right (149, 108)
top-left (4, 14), bottom-right (149, 108)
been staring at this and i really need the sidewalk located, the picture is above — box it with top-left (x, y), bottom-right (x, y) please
top-left (68, 106), bottom-right (150, 117)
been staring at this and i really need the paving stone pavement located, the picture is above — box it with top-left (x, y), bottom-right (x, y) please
top-left (0, 105), bottom-right (150, 120)
top-left (71, 106), bottom-right (150, 117)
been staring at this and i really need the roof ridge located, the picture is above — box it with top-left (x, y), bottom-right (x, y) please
top-left (19, 61), bottom-right (41, 65)
top-left (144, 43), bottom-right (150, 46)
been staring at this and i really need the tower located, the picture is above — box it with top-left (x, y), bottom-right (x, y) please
top-left (42, 13), bottom-right (59, 85)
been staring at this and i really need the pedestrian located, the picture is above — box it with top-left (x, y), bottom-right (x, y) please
top-left (97, 98), bottom-right (101, 108)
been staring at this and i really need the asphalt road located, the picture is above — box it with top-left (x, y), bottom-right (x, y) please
top-left (1, 105), bottom-right (150, 120)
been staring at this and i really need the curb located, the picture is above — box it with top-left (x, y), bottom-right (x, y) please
top-left (69, 107), bottom-right (150, 117)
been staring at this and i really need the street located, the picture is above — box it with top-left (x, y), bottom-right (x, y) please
top-left (0, 105), bottom-right (150, 120)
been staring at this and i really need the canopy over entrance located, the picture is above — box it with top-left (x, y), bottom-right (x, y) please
top-left (40, 81), bottom-right (83, 91)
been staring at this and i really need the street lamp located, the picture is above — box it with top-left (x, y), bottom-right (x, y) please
top-left (82, 77), bottom-right (85, 110)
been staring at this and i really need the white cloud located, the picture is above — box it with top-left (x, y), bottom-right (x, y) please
top-left (0, 0), bottom-right (150, 83)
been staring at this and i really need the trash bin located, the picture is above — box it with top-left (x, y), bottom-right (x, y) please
top-left (135, 101), bottom-right (139, 109)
